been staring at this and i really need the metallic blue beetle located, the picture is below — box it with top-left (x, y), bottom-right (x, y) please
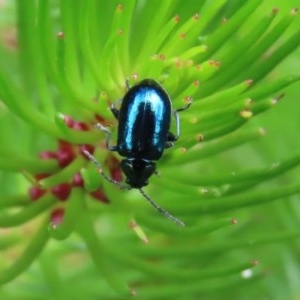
top-left (84, 79), bottom-right (191, 226)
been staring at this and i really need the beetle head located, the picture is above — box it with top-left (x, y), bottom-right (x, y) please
top-left (121, 158), bottom-right (156, 188)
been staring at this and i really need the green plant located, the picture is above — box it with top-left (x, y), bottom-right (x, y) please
top-left (0, 0), bottom-right (300, 299)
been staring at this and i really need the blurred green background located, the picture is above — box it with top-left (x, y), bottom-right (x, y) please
top-left (1, 0), bottom-right (300, 299)
top-left (246, 0), bottom-right (300, 159)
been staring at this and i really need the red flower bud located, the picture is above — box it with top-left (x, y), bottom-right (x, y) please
top-left (51, 183), bottom-right (71, 201)
top-left (29, 186), bottom-right (47, 201)
top-left (50, 208), bottom-right (65, 226)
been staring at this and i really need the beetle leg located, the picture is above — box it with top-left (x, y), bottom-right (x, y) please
top-left (110, 99), bottom-right (122, 119)
top-left (95, 123), bottom-right (118, 151)
top-left (125, 78), bottom-right (131, 89)
top-left (165, 100), bottom-right (193, 148)
top-left (174, 100), bottom-right (193, 138)
top-left (165, 132), bottom-right (176, 148)
top-left (165, 142), bottom-right (174, 148)
top-left (175, 99), bottom-right (192, 113)
top-left (110, 79), bottom-right (132, 119)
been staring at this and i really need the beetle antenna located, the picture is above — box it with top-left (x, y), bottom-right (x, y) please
top-left (83, 150), bottom-right (131, 190)
top-left (139, 188), bottom-right (185, 227)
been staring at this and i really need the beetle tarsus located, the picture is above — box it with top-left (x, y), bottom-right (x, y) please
top-left (125, 78), bottom-right (131, 90)
top-left (94, 123), bottom-right (117, 151)
top-left (176, 98), bottom-right (193, 113)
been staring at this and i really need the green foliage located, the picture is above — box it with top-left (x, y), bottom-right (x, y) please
top-left (0, 0), bottom-right (300, 299)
